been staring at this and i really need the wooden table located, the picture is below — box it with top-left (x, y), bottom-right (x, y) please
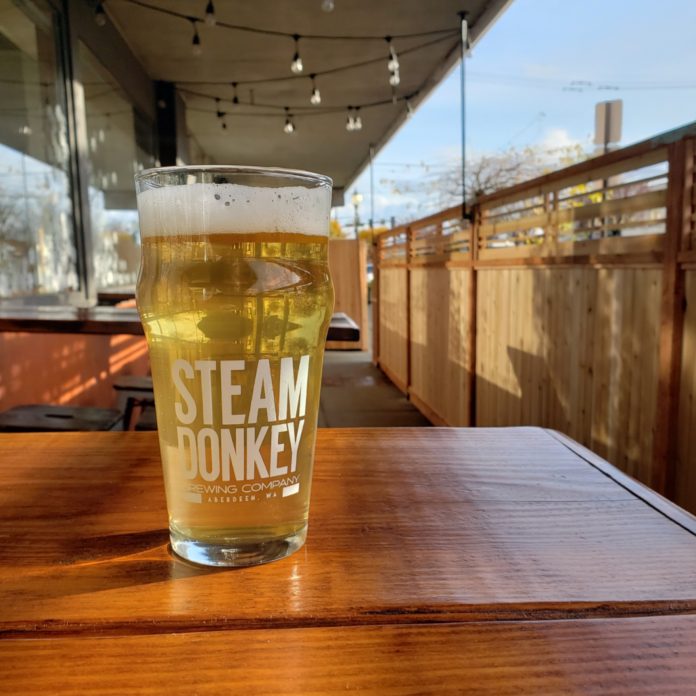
top-left (0, 307), bottom-right (359, 342)
top-left (1, 427), bottom-right (695, 693)
top-left (97, 285), bottom-right (136, 305)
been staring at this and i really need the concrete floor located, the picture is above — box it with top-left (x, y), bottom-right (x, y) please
top-left (318, 351), bottom-right (431, 428)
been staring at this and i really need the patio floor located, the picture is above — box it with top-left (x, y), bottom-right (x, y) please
top-left (318, 351), bottom-right (431, 428)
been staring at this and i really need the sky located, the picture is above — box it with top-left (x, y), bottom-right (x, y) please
top-left (335, 0), bottom-right (696, 229)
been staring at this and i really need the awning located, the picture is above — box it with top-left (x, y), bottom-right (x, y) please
top-left (106, 0), bottom-right (511, 201)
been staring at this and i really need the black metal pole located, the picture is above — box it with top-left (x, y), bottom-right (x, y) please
top-left (459, 12), bottom-right (469, 221)
top-left (369, 144), bottom-right (375, 231)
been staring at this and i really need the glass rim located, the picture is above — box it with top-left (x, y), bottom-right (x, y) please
top-left (135, 164), bottom-right (332, 188)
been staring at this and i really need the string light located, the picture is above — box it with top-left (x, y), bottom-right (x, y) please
top-left (204, 0), bottom-right (216, 26)
top-left (290, 35), bottom-right (303, 74)
top-left (346, 106), bottom-right (363, 131)
top-left (283, 107), bottom-right (296, 133)
top-left (309, 74), bottom-right (321, 105)
top-left (231, 82), bottom-right (239, 104)
top-left (124, 0), bottom-right (456, 42)
top-left (386, 37), bottom-right (400, 87)
top-left (95, 1), bottom-right (107, 26)
top-left (215, 98), bottom-right (227, 129)
top-left (321, 0), bottom-right (334, 11)
top-left (387, 41), bottom-right (399, 72)
top-left (191, 21), bottom-right (202, 56)
top-left (186, 88), bottom-right (421, 120)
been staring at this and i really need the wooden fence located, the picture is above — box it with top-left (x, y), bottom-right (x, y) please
top-left (327, 239), bottom-right (369, 350)
top-left (373, 122), bottom-right (696, 513)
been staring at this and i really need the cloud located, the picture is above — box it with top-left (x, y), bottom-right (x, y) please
top-left (538, 127), bottom-right (580, 151)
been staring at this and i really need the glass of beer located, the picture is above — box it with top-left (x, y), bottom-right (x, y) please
top-left (134, 166), bottom-right (334, 567)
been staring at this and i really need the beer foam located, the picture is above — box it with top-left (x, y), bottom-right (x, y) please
top-left (137, 182), bottom-right (331, 238)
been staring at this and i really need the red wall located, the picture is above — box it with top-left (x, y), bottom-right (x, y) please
top-left (0, 332), bottom-right (150, 410)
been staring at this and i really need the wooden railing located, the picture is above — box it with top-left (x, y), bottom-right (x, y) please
top-left (373, 121), bottom-right (696, 513)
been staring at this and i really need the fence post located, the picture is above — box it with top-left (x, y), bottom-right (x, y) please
top-left (652, 139), bottom-right (692, 496)
top-left (406, 226), bottom-right (413, 396)
top-left (467, 205), bottom-right (479, 426)
top-left (372, 237), bottom-right (380, 366)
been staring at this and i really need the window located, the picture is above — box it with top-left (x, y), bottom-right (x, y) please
top-left (79, 42), bottom-right (154, 290)
top-left (0, 0), bottom-right (77, 300)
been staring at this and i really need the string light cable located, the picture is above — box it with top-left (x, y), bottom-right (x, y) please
top-left (122, 0), bottom-right (460, 41)
top-left (176, 33), bottom-right (458, 88)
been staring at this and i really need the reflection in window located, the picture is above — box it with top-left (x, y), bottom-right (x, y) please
top-left (80, 43), bottom-right (154, 290)
top-left (0, 0), bottom-right (76, 299)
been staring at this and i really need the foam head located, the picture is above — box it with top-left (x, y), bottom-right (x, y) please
top-left (136, 180), bottom-right (331, 238)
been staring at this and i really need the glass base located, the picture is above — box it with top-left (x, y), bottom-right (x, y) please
top-left (170, 524), bottom-right (307, 568)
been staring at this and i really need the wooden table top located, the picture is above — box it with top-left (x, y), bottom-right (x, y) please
top-left (0, 307), bottom-right (359, 342)
top-left (1, 427), bottom-right (695, 693)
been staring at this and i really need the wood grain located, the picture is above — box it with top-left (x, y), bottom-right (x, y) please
top-left (2, 616), bottom-right (696, 695)
top-left (377, 267), bottom-right (408, 391)
top-left (409, 266), bottom-right (471, 425)
top-left (652, 140), bottom-right (691, 495)
top-left (473, 266), bottom-right (661, 488)
top-left (1, 428), bottom-right (696, 637)
top-left (677, 270), bottom-right (696, 514)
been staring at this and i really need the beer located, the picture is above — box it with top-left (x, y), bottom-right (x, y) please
top-left (135, 169), bottom-right (333, 567)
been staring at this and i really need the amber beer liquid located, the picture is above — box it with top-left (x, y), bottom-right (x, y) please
top-left (135, 167), bottom-right (333, 567)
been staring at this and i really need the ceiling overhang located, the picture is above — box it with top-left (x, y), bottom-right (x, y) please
top-left (106, 0), bottom-right (512, 197)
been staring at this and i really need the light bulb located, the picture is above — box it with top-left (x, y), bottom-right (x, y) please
top-left (346, 114), bottom-right (355, 131)
top-left (98, 128), bottom-right (105, 143)
top-left (192, 25), bottom-right (202, 56)
top-left (95, 1), bottom-right (107, 26)
top-left (284, 108), bottom-right (295, 134)
top-left (389, 70), bottom-right (400, 87)
top-left (321, 0), bottom-right (334, 11)
top-left (291, 54), bottom-right (303, 74)
top-left (388, 46), bottom-right (399, 72)
top-left (204, 0), bottom-right (216, 26)
top-left (309, 75), bottom-right (321, 105)
top-left (290, 35), bottom-right (303, 74)
top-left (354, 116), bottom-right (362, 131)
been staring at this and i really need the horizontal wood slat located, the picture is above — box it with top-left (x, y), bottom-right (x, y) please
top-left (3, 616), bottom-right (696, 695)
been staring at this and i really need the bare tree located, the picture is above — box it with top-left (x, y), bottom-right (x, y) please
top-left (381, 144), bottom-right (588, 222)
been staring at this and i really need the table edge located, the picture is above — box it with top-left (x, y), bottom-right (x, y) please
top-left (546, 429), bottom-right (696, 536)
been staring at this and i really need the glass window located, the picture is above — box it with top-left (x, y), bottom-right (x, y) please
top-left (79, 43), bottom-right (154, 291)
top-left (0, 0), bottom-right (77, 300)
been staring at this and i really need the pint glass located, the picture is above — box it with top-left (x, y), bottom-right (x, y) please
top-left (134, 166), bottom-right (334, 567)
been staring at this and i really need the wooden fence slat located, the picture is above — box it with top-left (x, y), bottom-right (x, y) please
top-left (652, 141), bottom-right (691, 496)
